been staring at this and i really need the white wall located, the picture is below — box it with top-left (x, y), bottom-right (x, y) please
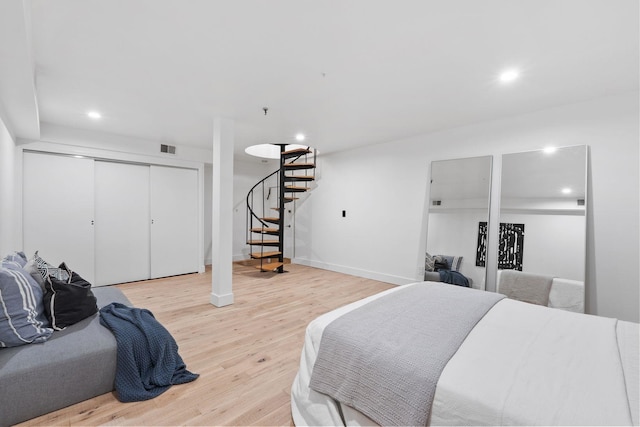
top-left (0, 113), bottom-right (17, 255)
top-left (499, 213), bottom-right (585, 281)
top-left (232, 159), bottom-right (278, 261)
top-left (36, 123), bottom-right (212, 164)
top-left (295, 91), bottom-right (639, 322)
top-left (204, 164), bottom-right (213, 264)
top-left (295, 144), bottom-right (429, 284)
top-left (204, 158), bottom-right (274, 264)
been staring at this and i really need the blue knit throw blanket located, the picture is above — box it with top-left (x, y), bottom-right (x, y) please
top-left (99, 302), bottom-right (199, 402)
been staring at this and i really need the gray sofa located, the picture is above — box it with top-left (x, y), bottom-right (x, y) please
top-left (0, 286), bottom-right (131, 426)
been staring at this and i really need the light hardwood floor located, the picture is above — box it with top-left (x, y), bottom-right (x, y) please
top-left (20, 263), bottom-right (393, 426)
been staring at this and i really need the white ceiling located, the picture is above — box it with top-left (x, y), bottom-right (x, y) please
top-left (430, 156), bottom-right (492, 200)
top-left (501, 145), bottom-right (587, 199)
top-left (0, 0), bottom-right (637, 156)
top-left (428, 146), bottom-right (586, 201)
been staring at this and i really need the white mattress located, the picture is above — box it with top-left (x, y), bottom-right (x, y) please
top-left (291, 282), bottom-right (639, 426)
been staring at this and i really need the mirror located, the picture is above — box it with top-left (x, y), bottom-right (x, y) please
top-left (425, 156), bottom-right (493, 289)
top-left (497, 145), bottom-right (587, 309)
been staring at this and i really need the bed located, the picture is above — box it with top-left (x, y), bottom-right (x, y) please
top-left (291, 282), bottom-right (639, 426)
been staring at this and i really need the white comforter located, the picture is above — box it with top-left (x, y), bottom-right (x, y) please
top-left (291, 283), bottom-right (639, 426)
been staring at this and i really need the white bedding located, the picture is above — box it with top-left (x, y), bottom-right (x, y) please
top-left (291, 282), bottom-right (639, 426)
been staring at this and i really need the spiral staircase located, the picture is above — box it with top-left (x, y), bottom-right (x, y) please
top-left (246, 145), bottom-right (317, 272)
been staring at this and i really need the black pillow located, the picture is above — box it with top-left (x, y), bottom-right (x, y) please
top-left (43, 271), bottom-right (98, 330)
top-left (433, 255), bottom-right (450, 271)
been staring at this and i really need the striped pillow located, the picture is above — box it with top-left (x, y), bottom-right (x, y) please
top-left (33, 251), bottom-right (70, 283)
top-left (1, 251), bottom-right (27, 268)
top-left (0, 266), bottom-right (53, 347)
top-left (424, 252), bottom-right (435, 272)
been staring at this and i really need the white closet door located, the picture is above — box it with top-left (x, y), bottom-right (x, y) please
top-left (94, 161), bottom-right (150, 286)
top-left (150, 165), bottom-right (199, 278)
top-left (23, 152), bottom-right (95, 283)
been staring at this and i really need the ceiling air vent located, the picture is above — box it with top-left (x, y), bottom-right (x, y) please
top-left (160, 144), bottom-right (176, 154)
top-left (577, 199), bottom-right (585, 206)
top-left (432, 200), bottom-right (442, 206)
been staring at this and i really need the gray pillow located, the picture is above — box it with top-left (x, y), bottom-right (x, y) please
top-left (0, 266), bottom-right (53, 347)
top-left (16, 251), bottom-right (27, 263)
top-left (1, 251), bottom-right (28, 270)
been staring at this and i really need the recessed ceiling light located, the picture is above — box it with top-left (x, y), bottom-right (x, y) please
top-left (543, 146), bottom-right (557, 154)
top-left (295, 133), bottom-right (306, 142)
top-left (499, 69), bottom-right (520, 83)
top-left (87, 111), bottom-right (102, 119)
top-left (561, 187), bottom-right (572, 194)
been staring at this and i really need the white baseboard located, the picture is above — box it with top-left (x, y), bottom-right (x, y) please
top-left (204, 254), bottom-right (249, 266)
top-left (292, 258), bottom-right (416, 286)
top-left (233, 254), bottom-right (250, 262)
top-left (210, 292), bottom-right (234, 307)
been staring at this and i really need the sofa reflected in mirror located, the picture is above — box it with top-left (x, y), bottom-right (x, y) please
top-left (424, 156), bottom-right (493, 290)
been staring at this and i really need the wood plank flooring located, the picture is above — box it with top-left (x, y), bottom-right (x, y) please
top-left (19, 263), bottom-right (393, 426)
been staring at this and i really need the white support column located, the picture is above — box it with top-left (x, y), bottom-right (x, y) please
top-left (211, 117), bottom-right (234, 307)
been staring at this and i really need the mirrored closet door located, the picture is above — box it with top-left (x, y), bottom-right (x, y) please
top-left (425, 156), bottom-right (493, 289)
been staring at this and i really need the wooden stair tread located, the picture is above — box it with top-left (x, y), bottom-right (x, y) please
top-left (284, 175), bottom-right (315, 182)
top-left (283, 162), bottom-right (315, 170)
top-left (254, 262), bottom-right (284, 272)
top-left (250, 251), bottom-right (281, 259)
top-left (284, 197), bottom-right (299, 203)
top-left (247, 240), bottom-right (280, 246)
top-left (250, 227), bottom-right (279, 234)
top-left (282, 148), bottom-right (311, 158)
top-left (285, 186), bottom-right (310, 192)
top-left (260, 217), bottom-right (280, 224)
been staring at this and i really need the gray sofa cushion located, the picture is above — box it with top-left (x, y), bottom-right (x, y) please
top-left (424, 271), bottom-right (441, 281)
top-left (0, 286), bottom-right (131, 427)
